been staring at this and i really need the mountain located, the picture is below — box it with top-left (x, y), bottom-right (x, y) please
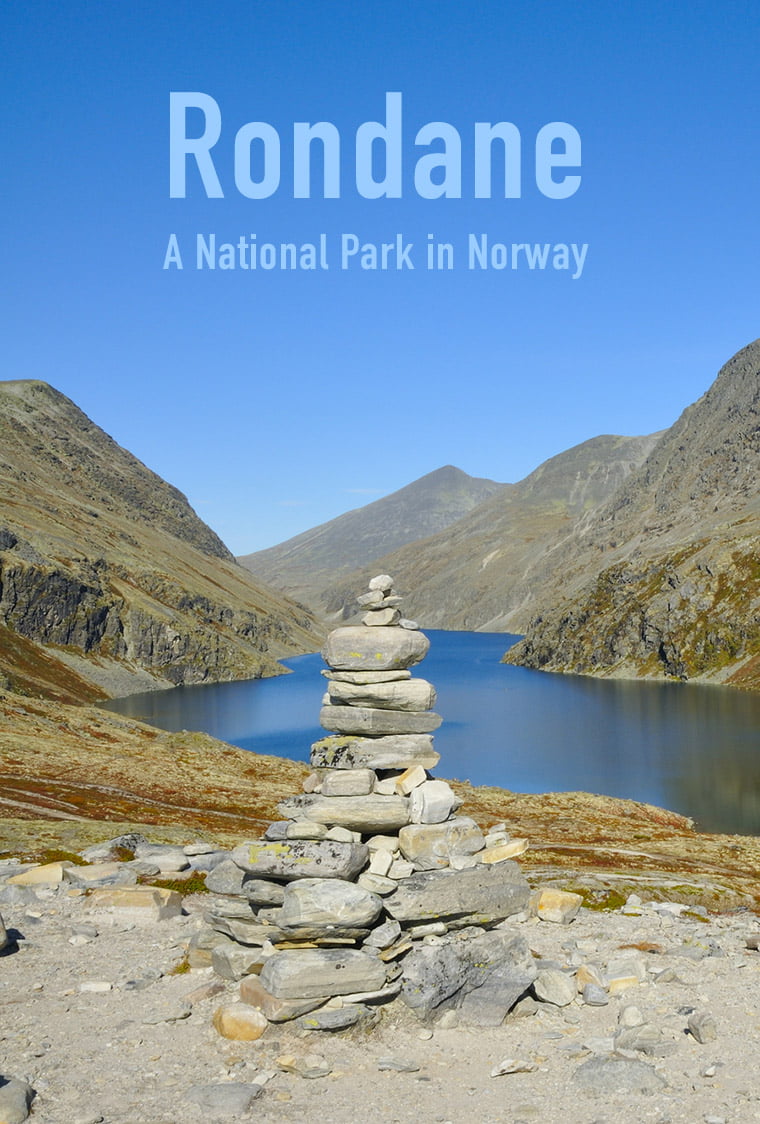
top-left (238, 464), bottom-right (507, 610)
top-left (320, 433), bottom-right (660, 629)
top-left (505, 339), bottom-right (760, 689)
top-left (0, 380), bottom-right (323, 704)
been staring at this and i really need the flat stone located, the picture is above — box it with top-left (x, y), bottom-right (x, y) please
top-left (357, 872), bottom-right (397, 895)
top-left (212, 1002), bottom-right (268, 1041)
top-left (239, 975), bottom-right (327, 1022)
top-left (398, 817), bottom-right (485, 870)
top-left (369, 849), bottom-right (394, 876)
top-left (208, 915), bottom-right (287, 946)
top-left (260, 948), bottom-right (388, 999)
top-left (134, 844), bottom-right (189, 872)
top-left (385, 861), bottom-right (530, 926)
top-left (278, 794), bottom-right (410, 834)
top-left (296, 1004), bottom-right (370, 1031)
top-left (8, 861), bottom-right (72, 886)
top-left (409, 779), bottom-right (461, 824)
top-left (572, 1056), bottom-right (667, 1096)
top-left (582, 983), bottom-right (609, 1006)
top-left (285, 820), bottom-right (329, 839)
top-left (88, 886), bottom-right (182, 921)
top-left (323, 669), bottom-right (411, 684)
top-left (186, 1083), bottom-right (262, 1116)
top-left (278, 879), bottom-right (383, 929)
top-left (231, 838), bottom-right (368, 881)
top-left (362, 607), bottom-right (401, 627)
top-left (533, 968), bottom-right (576, 1007)
top-left (320, 704), bottom-right (442, 736)
top-left (357, 589), bottom-right (385, 606)
top-left (323, 626), bottom-right (429, 671)
top-left (204, 860), bottom-right (285, 903)
top-left (389, 858), bottom-right (415, 878)
top-left (0, 1077), bottom-right (35, 1124)
top-left (183, 841), bottom-right (218, 856)
top-left (64, 863), bottom-right (137, 888)
top-left (321, 769), bottom-right (375, 797)
top-left (324, 826), bottom-right (359, 843)
top-left (311, 734), bottom-right (439, 771)
top-left (479, 839), bottom-right (528, 863)
top-left (395, 765), bottom-right (428, 795)
top-left (327, 678), bottom-right (436, 712)
top-left (363, 919), bottom-right (402, 950)
top-left (531, 888), bottom-right (584, 924)
top-left (211, 941), bottom-right (272, 981)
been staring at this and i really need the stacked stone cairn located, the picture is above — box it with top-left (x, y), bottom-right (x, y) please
top-left (203, 576), bottom-right (548, 1033)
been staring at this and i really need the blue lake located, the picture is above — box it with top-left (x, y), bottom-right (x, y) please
top-left (102, 631), bottom-right (760, 835)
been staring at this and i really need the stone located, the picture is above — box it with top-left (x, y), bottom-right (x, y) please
top-left (8, 861), bottom-right (72, 886)
top-left (64, 863), bottom-right (136, 888)
top-left (323, 669), bottom-right (411, 684)
top-left (385, 861), bottom-right (531, 926)
top-left (211, 941), bottom-right (272, 981)
top-left (618, 1004), bottom-right (645, 1027)
top-left (239, 975), bottom-right (326, 1021)
top-left (296, 1004), bottom-right (370, 1031)
top-left (363, 919), bottom-right (402, 949)
top-left (276, 1052), bottom-right (332, 1079)
top-left (362, 607), bottom-right (401, 627)
top-left (186, 1083), bottom-right (262, 1116)
top-left (533, 968), bottom-right (576, 1007)
top-left (614, 1024), bottom-right (668, 1056)
top-left (323, 625), bottom-right (429, 671)
top-left (320, 704), bottom-right (442, 736)
top-left (389, 858), bottom-right (415, 878)
top-left (79, 833), bottom-right (148, 862)
top-left (302, 772), bottom-right (321, 793)
top-left (377, 1057), bottom-right (420, 1073)
top-left (0, 1077), bottom-right (35, 1124)
top-left (358, 873), bottom-right (397, 895)
top-left (260, 948), bottom-right (388, 999)
top-left (88, 886), bottom-right (182, 921)
top-left (208, 916), bottom-right (287, 946)
top-left (263, 820), bottom-right (291, 840)
top-left (321, 769), bottom-right (375, 797)
top-left (311, 733), bottom-right (439, 771)
top-left (400, 619), bottom-right (419, 630)
top-left (205, 860), bottom-right (285, 903)
top-left (277, 794), bottom-right (410, 833)
top-left (582, 983), bottom-right (609, 1006)
top-left (575, 963), bottom-right (605, 992)
top-left (187, 850), bottom-right (230, 872)
top-left (479, 839), bottom-right (528, 863)
top-left (572, 1056), bottom-right (667, 1096)
top-left (0, 912), bottom-right (8, 952)
top-left (357, 589), bottom-right (384, 606)
top-left (231, 838), bottom-right (369, 881)
top-left (285, 820), bottom-right (329, 839)
top-left (398, 818), bottom-right (485, 870)
top-left (134, 844), bottom-right (189, 872)
top-left (395, 765), bottom-right (428, 794)
top-left (409, 779), bottom-right (461, 824)
top-left (688, 1010), bottom-right (718, 1043)
top-left (212, 1002), bottom-right (268, 1041)
top-left (490, 1058), bottom-right (537, 1077)
top-left (369, 849), bottom-right (394, 876)
top-left (368, 574), bottom-right (393, 591)
top-left (327, 679), bottom-right (436, 712)
top-left (529, 887), bottom-right (583, 923)
top-left (278, 879), bottom-right (383, 929)
top-left (401, 929), bottom-right (537, 1024)
top-left (324, 826), bottom-right (359, 843)
top-left (183, 840), bottom-right (218, 856)
top-left (366, 834), bottom-right (400, 852)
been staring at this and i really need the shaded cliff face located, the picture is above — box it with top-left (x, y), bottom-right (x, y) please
top-left (506, 340), bottom-right (760, 689)
top-left (238, 464), bottom-right (507, 610)
top-left (320, 433), bottom-right (660, 630)
top-left (0, 380), bottom-right (323, 702)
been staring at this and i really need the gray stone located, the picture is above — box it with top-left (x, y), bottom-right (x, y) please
top-left (688, 1010), bottom-right (718, 1043)
top-left (327, 678), bottom-right (436, 711)
top-left (205, 861), bottom-right (285, 904)
top-left (186, 1083), bottom-right (262, 1115)
top-left (133, 844), bottom-right (189, 872)
top-left (311, 734), bottom-right (439, 771)
top-left (279, 879), bottom-right (383, 929)
top-left (285, 819), bottom-right (329, 839)
top-left (385, 861), bottom-right (531, 926)
top-left (321, 769), bottom-right (375, 797)
top-left (239, 975), bottom-right (327, 1021)
top-left (260, 948), bottom-right (388, 999)
top-left (278, 793), bottom-right (411, 833)
top-left (323, 669), bottom-right (411, 684)
top-left (400, 619), bottom-right (419, 630)
top-left (323, 626), bottom-right (429, 671)
top-left (409, 779), bottom-right (462, 824)
top-left (357, 589), bottom-right (385, 606)
top-left (79, 833), bottom-right (148, 862)
top-left (64, 863), bottom-right (137, 888)
top-left (399, 817), bottom-right (485, 869)
top-left (357, 872), bottom-right (397, 895)
top-left (533, 968), bottom-right (576, 1007)
top-left (0, 885), bottom-right (38, 906)
top-left (208, 915), bottom-right (287, 945)
top-left (368, 574), bottom-right (393, 591)
top-left (362, 607), bottom-right (401, 627)
top-left (296, 1004), bottom-right (370, 1031)
top-left (320, 704), bottom-right (442, 736)
top-left (211, 941), bottom-right (271, 981)
top-left (0, 1077), bottom-right (34, 1124)
top-left (614, 1024), bottom-right (669, 1056)
top-left (582, 983), bottom-right (609, 1006)
top-left (187, 850), bottom-right (234, 873)
top-left (263, 820), bottom-right (290, 840)
top-left (231, 838), bottom-right (369, 881)
top-left (401, 929), bottom-right (537, 1024)
top-left (363, 919), bottom-right (402, 949)
top-left (572, 1056), bottom-right (667, 1095)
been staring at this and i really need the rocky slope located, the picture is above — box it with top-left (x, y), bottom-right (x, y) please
top-left (320, 433), bottom-right (660, 629)
top-left (506, 339), bottom-right (760, 688)
top-left (238, 465), bottom-right (506, 611)
top-left (0, 380), bottom-right (323, 702)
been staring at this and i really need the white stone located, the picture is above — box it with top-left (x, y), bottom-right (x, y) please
top-left (321, 768), bottom-right (375, 797)
top-left (409, 779), bottom-right (461, 824)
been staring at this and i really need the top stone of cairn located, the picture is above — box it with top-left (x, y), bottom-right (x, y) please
top-left (322, 576), bottom-right (429, 671)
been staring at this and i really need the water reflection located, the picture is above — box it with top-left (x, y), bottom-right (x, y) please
top-left (102, 631), bottom-right (760, 835)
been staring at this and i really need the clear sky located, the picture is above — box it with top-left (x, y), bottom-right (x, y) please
top-left (4, 1), bottom-right (759, 554)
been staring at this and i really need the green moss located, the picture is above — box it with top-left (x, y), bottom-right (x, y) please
top-left (138, 870), bottom-right (208, 895)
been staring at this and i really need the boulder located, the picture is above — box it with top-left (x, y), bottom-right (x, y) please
top-left (323, 626), bottom-right (429, 671)
top-left (320, 705), bottom-right (442, 736)
top-left (231, 839), bottom-right (368, 881)
top-left (311, 734), bottom-right (439, 771)
top-left (327, 678), bottom-right (436, 712)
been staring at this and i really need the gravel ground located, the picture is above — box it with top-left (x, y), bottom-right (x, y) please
top-left (2, 875), bottom-right (760, 1124)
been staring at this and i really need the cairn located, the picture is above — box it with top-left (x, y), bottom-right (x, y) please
top-left (204, 577), bottom-right (543, 1032)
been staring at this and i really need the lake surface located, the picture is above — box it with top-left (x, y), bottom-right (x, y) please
top-left (102, 631), bottom-right (760, 835)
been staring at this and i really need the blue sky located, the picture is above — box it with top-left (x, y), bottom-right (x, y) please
top-left (4, 1), bottom-right (759, 553)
